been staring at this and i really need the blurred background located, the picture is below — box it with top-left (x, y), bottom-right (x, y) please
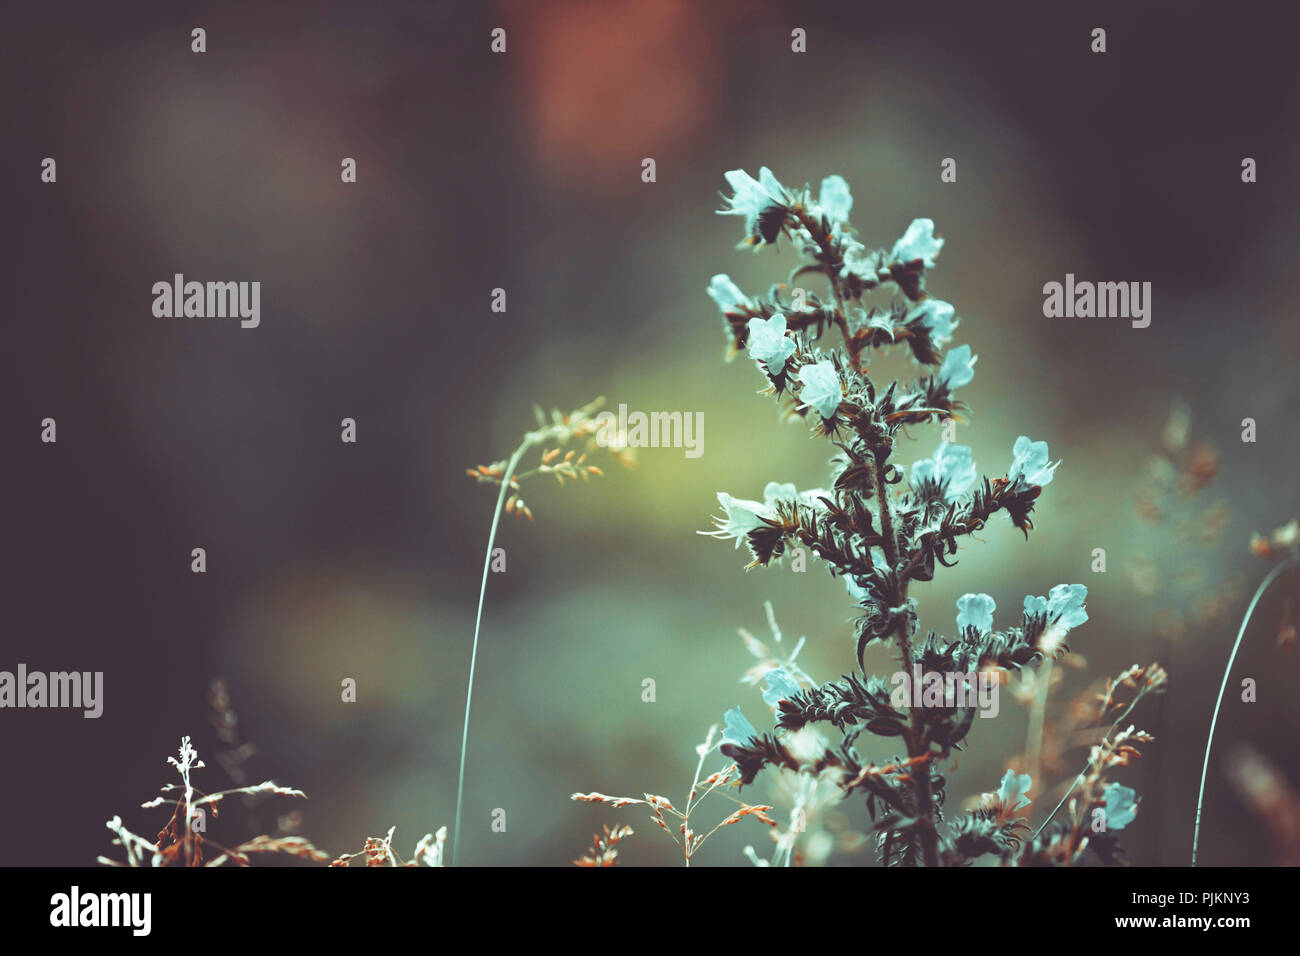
top-left (4, 0), bottom-right (1299, 866)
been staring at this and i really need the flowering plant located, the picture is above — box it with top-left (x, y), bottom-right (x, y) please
top-left (691, 167), bottom-right (1162, 866)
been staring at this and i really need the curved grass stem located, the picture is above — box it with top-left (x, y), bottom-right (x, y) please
top-left (453, 435), bottom-right (537, 867)
top-left (1191, 557), bottom-right (1293, 866)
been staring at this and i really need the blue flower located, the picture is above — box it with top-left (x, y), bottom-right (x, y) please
top-left (1101, 782), bottom-right (1138, 830)
top-left (938, 344), bottom-right (977, 390)
top-left (997, 770), bottom-right (1033, 811)
top-left (707, 274), bottom-right (753, 314)
top-left (722, 706), bottom-right (760, 746)
top-left (1048, 583), bottom-right (1088, 629)
top-left (1007, 436), bottom-right (1059, 489)
top-left (891, 218), bottom-right (944, 268)
top-left (818, 175), bottom-right (853, 225)
top-left (797, 361), bottom-right (843, 419)
top-left (763, 482), bottom-right (831, 509)
top-left (1006, 435), bottom-right (1059, 490)
top-left (956, 593), bottom-right (996, 636)
top-left (1023, 584), bottom-right (1089, 645)
top-left (746, 314), bottom-right (797, 374)
top-left (718, 167), bottom-right (790, 247)
top-left (910, 442), bottom-right (977, 503)
top-left (761, 668), bottom-right (802, 708)
top-left (906, 298), bottom-right (958, 346)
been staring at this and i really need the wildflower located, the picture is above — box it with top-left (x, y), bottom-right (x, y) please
top-left (707, 273), bottom-right (753, 314)
top-left (761, 668), bottom-right (802, 708)
top-left (763, 481), bottom-right (832, 509)
top-left (1101, 783), bottom-right (1138, 830)
top-left (938, 344), bottom-right (977, 389)
top-left (1024, 584), bottom-right (1088, 653)
top-left (703, 492), bottom-right (775, 549)
top-left (910, 441), bottom-right (977, 503)
top-left (838, 236), bottom-right (874, 282)
top-left (722, 706), bottom-right (760, 746)
top-left (817, 174), bottom-right (853, 225)
top-left (906, 298), bottom-right (958, 346)
top-left (890, 218), bottom-right (944, 268)
top-left (1007, 435), bottom-right (1060, 490)
top-left (997, 770), bottom-right (1033, 811)
top-left (746, 313), bottom-right (796, 374)
top-left (956, 593), bottom-right (996, 636)
top-left (718, 167), bottom-right (791, 248)
top-left (797, 361), bottom-right (842, 419)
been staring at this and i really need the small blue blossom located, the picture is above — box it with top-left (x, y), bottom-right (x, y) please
top-left (746, 314), bottom-right (797, 374)
top-left (818, 175), bottom-right (853, 225)
top-left (997, 770), bottom-right (1033, 811)
top-left (938, 344), bottom-right (977, 390)
top-left (1023, 584), bottom-right (1089, 637)
top-left (1046, 583), bottom-right (1088, 630)
top-left (763, 482), bottom-right (832, 509)
top-left (956, 593), bottom-right (996, 636)
top-left (797, 361), bottom-right (843, 419)
top-left (1007, 435), bottom-right (1059, 490)
top-left (707, 274), bottom-right (753, 314)
top-left (722, 706), bottom-right (760, 746)
top-left (760, 667), bottom-right (802, 708)
top-left (1101, 782), bottom-right (1138, 830)
top-left (906, 298), bottom-right (958, 346)
top-left (890, 218), bottom-right (944, 268)
top-left (910, 442), bottom-right (977, 503)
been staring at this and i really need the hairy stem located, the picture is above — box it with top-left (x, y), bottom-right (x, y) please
top-left (453, 435), bottom-right (537, 867)
top-left (873, 457), bottom-right (939, 866)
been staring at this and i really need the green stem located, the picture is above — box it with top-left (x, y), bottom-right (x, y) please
top-left (452, 435), bottom-right (537, 867)
top-left (1192, 557), bottom-right (1292, 866)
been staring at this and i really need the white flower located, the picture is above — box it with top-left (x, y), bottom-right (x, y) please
top-left (956, 593), bottom-right (996, 636)
top-left (818, 175), bottom-right (853, 225)
top-left (746, 314), bottom-right (796, 373)
top-left (797, 361), bottom-right (842, 419)
top-left (890, 218), bottom-right (944, 268)
top-left (997, 770), bottom-right (1033, 811)
top-left (910, 442), bottom-right (977, 503)
top-left (718, 167), bottom-right (790, 247)
top-left (707, 274), bottom-right (753, 314)
top-left (906, 298), bottom-right (958, 346)
top-left (938, 344), bottom-right (977, 389)
top-left (838, 236), bottom-right (874, 281)
top-left (703, 492), bottom-right (775, 549)
top-left (1007, 435), bottom-right (1059, 489)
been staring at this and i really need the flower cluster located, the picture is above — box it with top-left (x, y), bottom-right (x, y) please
top-left (695, 168), bottom-right (1155, 867)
